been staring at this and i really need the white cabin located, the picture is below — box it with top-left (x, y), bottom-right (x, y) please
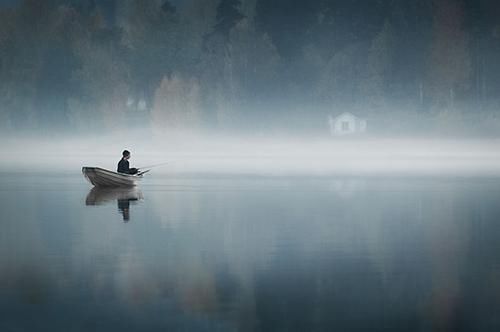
top-left (328, 112), bottom-right (367, 136)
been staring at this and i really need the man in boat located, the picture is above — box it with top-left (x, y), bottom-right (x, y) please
top-left (117, 150), bottom-right (139, 175)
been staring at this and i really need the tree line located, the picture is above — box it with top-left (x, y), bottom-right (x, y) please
top-left (1, 0), bottom-right (499, 135)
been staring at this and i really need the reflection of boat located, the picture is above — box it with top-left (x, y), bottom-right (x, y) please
top-left (85, 187), bottom-right (144, 222)
top-left (85, 187), bottom-right (144, 206)
top-left (82, 167), bottom-right (143, 187)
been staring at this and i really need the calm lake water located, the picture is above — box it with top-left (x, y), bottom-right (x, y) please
top-left (1, 172), bottom-right (500, 331)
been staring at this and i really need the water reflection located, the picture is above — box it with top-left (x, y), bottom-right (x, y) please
top-left (85, 187), bottom-right (144, 222)
top-left (3, 177), bottom-right (500, 331)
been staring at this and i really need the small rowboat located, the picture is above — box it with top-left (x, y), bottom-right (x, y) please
top-left (82, 167), bottom-right (144, 187)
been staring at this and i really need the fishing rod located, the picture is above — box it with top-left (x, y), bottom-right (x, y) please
top-left (137, 169), bottom-right (151, 176)
top-left (134, 162), bottom-right (169, 176)
top-left (137, 162), bottom-right (169, 170)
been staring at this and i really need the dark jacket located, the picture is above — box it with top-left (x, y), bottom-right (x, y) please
top-left (118, 158), bottom-right (130, 174)
top-left (117, 158), bottom-right (137, 174)
top-left (117, 158), bottom-right (138, 174)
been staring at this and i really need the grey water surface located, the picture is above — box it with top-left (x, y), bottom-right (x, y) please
top-left (1, 172), bottom-right (500, 331)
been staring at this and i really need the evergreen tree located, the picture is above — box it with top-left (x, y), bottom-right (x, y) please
top-left (426, 0), bottom-right (471, 112)
top-left (161, 0), bottom-right (175, 14)
top-left (214, 0), bottom-right (244, 39)
top-left (121, 0), bottom-right (179, 110)
top-left (359, 20), bottom-right (393, 110)
top-left (201, 0), bottom-right (279, 129)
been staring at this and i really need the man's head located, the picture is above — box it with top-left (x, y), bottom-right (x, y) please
top-left (122, 150), bottom-right (131, 160)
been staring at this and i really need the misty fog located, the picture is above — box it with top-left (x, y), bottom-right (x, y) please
top-left (2, 133), bottom-right (500, 177)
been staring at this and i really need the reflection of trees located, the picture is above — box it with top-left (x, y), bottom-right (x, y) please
top-left (4, 179), bottom-right (500, 330)
top-left (135, 179), bottom-right (498, 329)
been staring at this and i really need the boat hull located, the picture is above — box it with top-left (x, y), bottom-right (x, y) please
top-left (82, 167), bottom-right (142, 187)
